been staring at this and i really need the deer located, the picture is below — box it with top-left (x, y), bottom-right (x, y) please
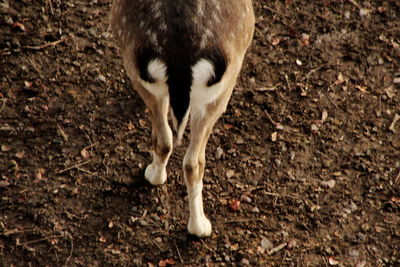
top-left (110, 0), bottom-right (255, 237)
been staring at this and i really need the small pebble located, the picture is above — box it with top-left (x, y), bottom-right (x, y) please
top-left (251, 206), bottom-right (260, 213)
top-left (97, 74), bottom-right (106, 83)
top-left (215, 147), bottom-right (224, 160)
top-left (349, 249), bottom-right (360, 257)
top-left (240, 258), bottom-right (250, 265)
top-left (261, 238), bottom-right (273, 250)
top-left (359, 8), bottom-right (369, 17)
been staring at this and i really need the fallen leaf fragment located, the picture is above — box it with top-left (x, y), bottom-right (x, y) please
top-left (1, 144), bottom-right (11, 152)
top-left (328, 256), bottom-right (339, 265)
top-left (356, 85), bottom-right (367, 92)
top-left (271, 131), bottom-right (278, 142)
top-left (159, 259), bottom-right (176, 266)
top-left (390, 196), bottom-right (400, 203)
top-left (139, 119), bottom-right (147, 127)
top-left (300, 33), bottom-right (310, 46)
top-left (287, 239), bottom-right (297, 250)
top-left (35, 168), bottom-right (46, 181)
top-left (271, 36), bottom-right (281, 46)
top-left (226, 169), bottom-right (235, 178)
top-left (321, 179), bottom-right (336, 189)
top-left (229, 199), bottom-right (240, 211)
top-left (24, 81), bottom-right (32, 87)
top-left (335, 72), bottom-right (345, 85)
top-left (13, 22), bottom-right (26, 31)
top-left (321, 110), bottom-right (328, 123)
top-left (311, 124), bottom-right (319, 132)
top-left (81, 148), bottom-right (91, 159)
top-left (99, 236), bottom-right (107, 243)
top-left (223, 123), bottom-right (234, 130)
top-left (230, 243), bottom-right (239, 251)
top-left (0, 180), bottom-right (10, 188)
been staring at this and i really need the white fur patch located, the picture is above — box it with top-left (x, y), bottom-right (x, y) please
top-left (187, 181), bottom-right (212, 236)
top-left (190, 59), bottom-right (226, 117)
top-left (140, 59), bottom-right (169, 99)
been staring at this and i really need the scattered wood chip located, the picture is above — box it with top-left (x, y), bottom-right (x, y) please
top-left (321, 110), bottom-right (328, 123)
top-left (271, 36), bottom-right (281, 46)
top-left (271, 132), bottom-right (278, 142)
top-left (0, 180), bottom-right (10, 188)
top-left (335, 72), bottom-right (345, 85)
top-left (355, 85), bottom-right (367, 92)
top-left (328, 256), bottom-right (339, 265)
top-left (389, 113), bottom-right (399, 133)
top-left (1, 144), bottom-right (11, 152)
top-left (267, 242), bottom-right (287, 255)
top-left (81, 148), bottom-right (91, 159)
top-left (158, 259), bottom-right (176, 267)
top-left (223, 123), bottom-right (234, 130)
top-left (13, 22), bottom-right (26, 31)
top-left (35, 168), bottom-right (46, 181)
top-left (385, 86), bottom-right (395, 99)
top-left (300, 33), bottom-right (310, 46)
top-left (229, 199), bottom-right (240, 211)
top-left (226, 169), bottom-right (235, 179)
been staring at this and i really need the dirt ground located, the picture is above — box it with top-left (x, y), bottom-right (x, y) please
top-left (1, 0), bottom-right (399, 266)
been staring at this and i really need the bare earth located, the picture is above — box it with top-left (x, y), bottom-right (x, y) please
top-left (1, 0), bottom-right (399, 266)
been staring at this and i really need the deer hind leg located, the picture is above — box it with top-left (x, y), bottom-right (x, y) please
top-left (144, 96), bottom-right (173, 185)
top-left (183, 87), bottom-right (233, 237)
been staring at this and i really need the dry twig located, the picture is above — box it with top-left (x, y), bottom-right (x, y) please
top-left (223, 218), bottom-right (264, 224)
top-left (64, 237), bottom-right (74, 267)
top-left (174, 241), bottom-right (184, 264)
top-left (267, 243), bottom-right (287, 255)
top-left (58, 161), bottom-right (91, 174)
top-left (389, 113), bottom-right (399, 133)
top-left (0, 99), bottom-right (6, 113)
top-left (24, 37), bottom-right (68, 51)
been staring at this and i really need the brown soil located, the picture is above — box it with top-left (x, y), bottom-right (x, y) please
top-left (1, 0), bottom-right (399, 266)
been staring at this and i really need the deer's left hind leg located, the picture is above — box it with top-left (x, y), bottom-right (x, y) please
top-left (144, 94), bottom-right (173, 185)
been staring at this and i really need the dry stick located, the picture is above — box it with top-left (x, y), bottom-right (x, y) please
top-left (64, 238), bottom-right (74, 267)
top-left (348, 0), bottom-right (361, 8)
top-left (28, 57), bottom-right (44, 79)
top-left (82, 142), bottom-right (98, 151)
top-left (223, 218), bottom-right (264, 224)
top-left (256, 83), bottom-right (282, 92)
top-left (395, 171), bottom-right (400, 184)
top-left (58, 160), bottom-right (91, 174)
top-left (200, 239), bottom-right (215, 253)
top-left (267, 243), bottom-right (287, 256)
top-left (57, 124), bottom-right (68, 141)
top-left (47, 0), bottom-right (54, 15)
top-left (22, 235), bottom-right (62, 246)
top-left (174, 241), bottom-right (184, 264)
top-left (265, 110), bottom-right (307, 137)
top-left (264, 5), bottom-right (290, 18)
top-left (0, 99), bottom-right (6, 113)
top-left (0, 51), bottom-right (11, 56)
top-left (389, 113), bottom-right (399, 133)
top-left (25, 37), bottom-right (68, 51)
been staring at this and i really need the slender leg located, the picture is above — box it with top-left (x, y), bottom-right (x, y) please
top-left (183, 90), bottom-right (232, 237)
top-left (144, 95), bottom-right (173, 185)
